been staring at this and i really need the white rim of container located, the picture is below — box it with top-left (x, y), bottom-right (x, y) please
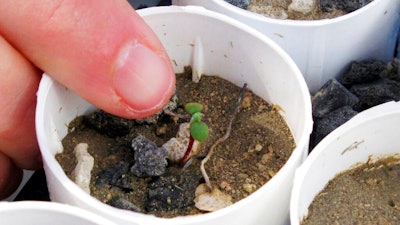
top-left (0, 201), bottom-right (117, 225)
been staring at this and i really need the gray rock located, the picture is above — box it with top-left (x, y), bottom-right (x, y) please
top-left (107, 197), bottom-right (142, 212)
top-left (379, 59), bottom-right (399, 80)
top-left (340, 60), bottom-right (387, 86)
top-left (311, 106), bottom-right (358, 149)
top-left (146, 174), bottom-right (199, 213)
top-left (312, 79), bottom-right (359, 118)
top-left (84, 110), bottom-right (132, 138)
top-left (224, 0), bottom-right (250, 9)
top-left (96, 160), bottom-right (132, 191)
top-left (320, 0), bottom-right (372, 13)
top-left (131, 135), bottom-right (168, 177)
top-left (350, 78), bottom-right (400, 111)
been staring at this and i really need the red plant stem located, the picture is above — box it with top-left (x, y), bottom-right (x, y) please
top-left (180, 135), bottom-right (195, 167)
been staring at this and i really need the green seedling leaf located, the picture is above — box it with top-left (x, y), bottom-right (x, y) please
top-left (191, 112), bottom-right (203, 123)
top-left (190, 121), bottom-right (209, 142)
top-left (185, 102), bottom-right (203, 115)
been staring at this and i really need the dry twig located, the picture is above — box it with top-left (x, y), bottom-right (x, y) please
top-left (200, 83), bottom-right (247, 190)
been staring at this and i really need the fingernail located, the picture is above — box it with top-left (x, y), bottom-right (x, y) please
top-left (113, 41), bottom-right (174, 114)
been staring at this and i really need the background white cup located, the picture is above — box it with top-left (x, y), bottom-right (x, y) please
top-left (172, 0), bottom-right (400, 93)
top-left (290, 101), bottom-right (400, 224)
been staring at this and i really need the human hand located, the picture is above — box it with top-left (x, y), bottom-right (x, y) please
top-left (0, 0), bottom-right (175, 199)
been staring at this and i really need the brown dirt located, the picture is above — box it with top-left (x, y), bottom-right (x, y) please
top-left (247, 0), bottom-right (347, 20)
top-left (302, 156), bottom-right (400, 225)
top-left (56, 67), bottom-right (295, 217)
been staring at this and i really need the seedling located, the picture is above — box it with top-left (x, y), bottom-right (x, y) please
top-left (180, 102), bottom-right (209, 166)
top-left (186, 103), bottom-right (209, 141)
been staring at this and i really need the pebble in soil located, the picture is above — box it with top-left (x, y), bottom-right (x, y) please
top-left (57, 67), bottom-right (295, 217)
top-left (130, 135), bottom-right (168, 178)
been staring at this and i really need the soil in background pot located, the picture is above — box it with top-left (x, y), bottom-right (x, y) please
top-left (301, 156), bottom-right (400, 224)
top-left (56, 67), bottom-right (296, 217)
top-left (226, 0), bottom-right (374, 20)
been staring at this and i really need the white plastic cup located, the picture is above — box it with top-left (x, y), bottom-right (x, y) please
top-left (290, 101), bottom-right (400, 225)
top-left (172, 0), bottom-right (400, 93)
top-left (0, 201), bottom-right (117, 225)
top-left (36, 6), bottom-right (312, 225)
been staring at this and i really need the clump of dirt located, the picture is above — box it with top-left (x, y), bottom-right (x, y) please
top-left (56, 67), bottom-right (295, 218)
top-left (302, 156), bottom-right (400, 224)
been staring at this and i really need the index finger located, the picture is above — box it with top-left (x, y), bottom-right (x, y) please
top-left (0, 0), bottom-right (175, 119)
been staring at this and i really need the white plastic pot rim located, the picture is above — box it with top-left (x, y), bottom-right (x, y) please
top-left (0, 201), bottom-right (117, 225)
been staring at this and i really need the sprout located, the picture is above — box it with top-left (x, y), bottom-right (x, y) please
top-left (185, 103), bottom-right (209, 142)
top-left (191, 112), bottom-right (203, 123)
top-left (185, 102), bottom-right (203, 115)
top-left (190, 121), bottom-right (209, 142)
top-left (180, 102), bottom-right (209, 167)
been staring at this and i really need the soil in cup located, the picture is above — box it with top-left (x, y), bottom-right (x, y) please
top-left (56, 67), bottom-right (296, 217)
top-left (301, 156), bottom-right (400, 224)
top-left (226, 0), bottom-right (374, 20)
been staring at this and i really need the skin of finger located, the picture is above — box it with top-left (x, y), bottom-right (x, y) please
top-left (0, 151), bottom-right (23, 200)
top-left (0, 36), bottom-right (42, 170)
top-left (0, 0), bottom-right (175, 119)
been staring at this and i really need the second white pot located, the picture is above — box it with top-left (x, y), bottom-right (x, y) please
top-left (291, 101), bottom-right (400, 224)
top-left (173, 0), bottom-right (400, 93)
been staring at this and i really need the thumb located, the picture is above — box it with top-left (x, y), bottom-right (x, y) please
top-left (0, 0), bottom-right (175, 119)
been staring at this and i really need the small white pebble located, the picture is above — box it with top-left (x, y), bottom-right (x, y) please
top-left (195, 183), bottom-right (210, 197)
top-left (255, 144), bottom-right (263, 151)
top-left (288, 0), bottom-right (317, 14)
top-left (242, 183), bottom-right (256, 193)
top-left (163, 123), bottom-right (195, 162)
top-left (163, 123), bottom-right (190, 162)
top-left (163, 137), bottom-right (186, 162)
top-left (73, 143), bottom-right (94, 194)
top-left (194, 184), bottom-right (232, 212)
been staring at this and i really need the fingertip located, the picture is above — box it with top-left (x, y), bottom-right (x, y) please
top-left (113, 41), bottom-right (175, 118)
top-left (0, 35), bottom-right (42, 171)
top-left (0, 152), bottom-right (23, 200)
top-left (0, 1), bottom-right (177, 120)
